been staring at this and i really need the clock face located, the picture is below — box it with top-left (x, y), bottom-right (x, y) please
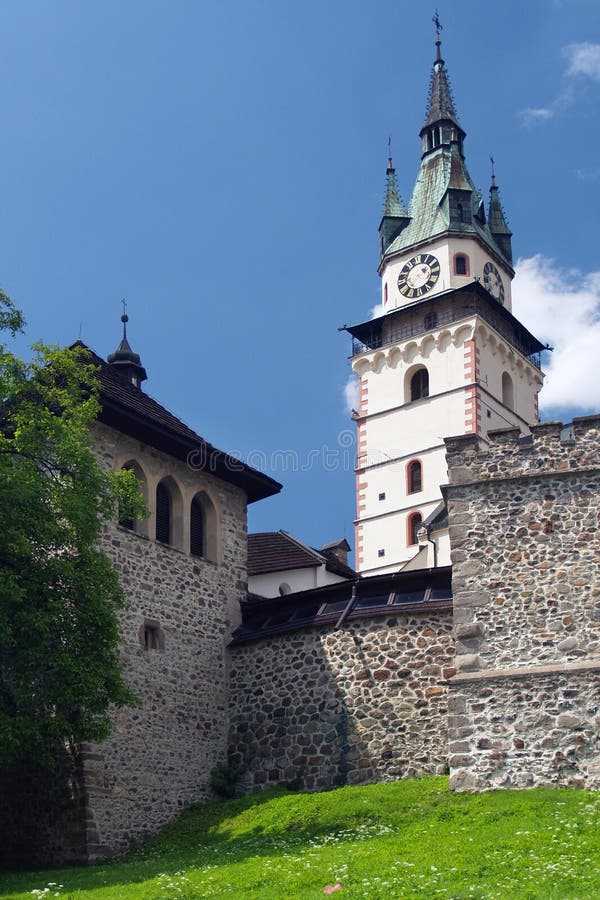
top-left (397, 253), bottom-right (440, 299)
top-left (483, 261), bottom-right (505, 304)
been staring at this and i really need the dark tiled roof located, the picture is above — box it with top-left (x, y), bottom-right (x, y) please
top-left (232, 567), bottom-right (453, 645)
top-left (74, 342), bottom-right (282, 504)
top-left (247, 532), bottom-right (321, 576)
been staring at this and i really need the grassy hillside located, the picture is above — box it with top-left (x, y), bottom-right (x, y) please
top-left (0, 777), bottom-right (599, 899)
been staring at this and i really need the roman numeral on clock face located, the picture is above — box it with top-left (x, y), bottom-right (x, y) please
top-left (397, 253), bottom-right (440, 298)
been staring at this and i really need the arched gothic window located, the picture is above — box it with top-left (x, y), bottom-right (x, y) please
top-left (190, 495), bottom-right (205, 558)
top-left (156, 482), bottom-right (171, 544)
top-left (189, 490), bottom-right (219, 562)
top-left (408, 512), bottom-right (423, 546)
top-left (410, 368), bottom-right (429, 402)
top-left (502, 372), bottom-right (514, 410)
top-left (118, 460), bottom-right (147, 534)
top-left (407, 460), bottom-right (422, 494)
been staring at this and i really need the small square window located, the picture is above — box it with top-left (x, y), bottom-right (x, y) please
top-left (378, 492), bottom-right (386, 501)
top-left (144, 625), bottom-right (160, 650)
top-left (378, 549), bottom-right (385, 558)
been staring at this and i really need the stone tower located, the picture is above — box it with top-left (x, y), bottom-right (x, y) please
top-left (346, 29), bottom-right (545, 575)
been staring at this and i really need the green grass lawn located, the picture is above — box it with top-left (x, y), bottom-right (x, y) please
top-left (0, 777), bottom-right (599, 899)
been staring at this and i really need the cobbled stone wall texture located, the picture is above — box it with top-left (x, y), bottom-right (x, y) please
top-left (229, 611), bottom-right (454, 791)
top-left (444, 416), bottom-right (600, 791)
top-left (83, 422), bottom-right (248, 859)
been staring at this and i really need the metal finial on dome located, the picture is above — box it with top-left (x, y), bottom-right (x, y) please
top-left (121, 299), bottom-right (129, 336)
top-left (108, 300), bottom-right (147, 388)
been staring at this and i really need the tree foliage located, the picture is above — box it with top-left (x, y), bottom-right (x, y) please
top-left (0, 292), bottom-right (142, 766)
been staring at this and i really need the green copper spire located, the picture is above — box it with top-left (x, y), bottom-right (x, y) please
top-left (383, 152), bottom-right (407, 218)
top-left (379, 147), bottom-right (410, 256)
top-left (379, 29), bottom-right (514, 275)
top-left (488, 160), bottom-right (513, 263)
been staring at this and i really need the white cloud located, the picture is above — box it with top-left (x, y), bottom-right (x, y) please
top-left (573, 167), bottom-right (600, 182)
top-left (343, 376), bottom-right (359, 416)
top-left (564, 42), bottom-right (600, 80)
top-left (512, 255), bottom-right (600, 414)
top-left (519, 106), bottom-right (555, 126)
top-left (519, 41), bottom-right (600, 126)
top-left (370, 302), bottom-right (385, 319)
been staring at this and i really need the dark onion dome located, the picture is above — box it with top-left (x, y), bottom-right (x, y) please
top-left (107, 313), bottom-right (147, 389)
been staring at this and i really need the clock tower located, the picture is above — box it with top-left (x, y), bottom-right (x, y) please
top-left (346, 28), bottom-right (545, 575)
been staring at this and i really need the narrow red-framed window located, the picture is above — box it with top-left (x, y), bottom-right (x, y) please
top-left (407, 511), bottom-right (423, 546)
top-left (407, 459), bottom-right (423, 494)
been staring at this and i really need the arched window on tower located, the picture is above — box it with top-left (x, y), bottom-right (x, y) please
top-left (118, 460), bottom-right (147, 534)
top-left (454, 253), bottom-right (469, 276)
top-left (189, 490), bottom-right (219, 562)
top-left (156, 481), bottom-right (171, 544)
top-left (190, 495), bottom-right (205, 558)
top-left (410, 367), bottom-right (429, 402)
top-left (408, 512), bottom-right (423, 546)
top-left (407, 460), bottom-right (423, 494)
top-left (502, 372), bottom-right (514, 410)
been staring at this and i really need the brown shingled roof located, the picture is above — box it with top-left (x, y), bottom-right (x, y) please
top-left (74, 342), bottom-right (282, 504)
top-left (248, 532), bottom-right (322, 576)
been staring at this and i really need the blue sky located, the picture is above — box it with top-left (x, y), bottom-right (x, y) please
top-left (1, 0), bottom-right (599, 554)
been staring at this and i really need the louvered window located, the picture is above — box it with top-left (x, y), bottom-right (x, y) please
top-left (156, 482), bottom-right (171, 544)
top-left (190, 496), bottom-right (205, 557)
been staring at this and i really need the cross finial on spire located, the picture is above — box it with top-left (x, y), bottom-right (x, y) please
top-left (490, 154), bottom-right (497, 187)
top-left (387, 135), bottom-right (393, 168)
top-left (433, 9), bottom-right (443, 60)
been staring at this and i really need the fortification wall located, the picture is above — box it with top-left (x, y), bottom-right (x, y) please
top-left (229, 610), bottom-right (454, 791)
top-left (444, 416), bottom-right (600, 791)
top-left (81, 422), bottom-right (248, 859)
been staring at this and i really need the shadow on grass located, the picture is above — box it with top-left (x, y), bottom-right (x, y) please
top-left (0, 779), bottom-right (450, 896)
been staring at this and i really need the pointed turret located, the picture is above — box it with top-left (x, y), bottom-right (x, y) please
top-left (420, 28), bottom-right (465, 159)
top-left (487, 166), bottom-right (513, 264)
top-left (379, 151), bottom-right (410, 256)
top-left (107, 309), bottom-right (147, 389)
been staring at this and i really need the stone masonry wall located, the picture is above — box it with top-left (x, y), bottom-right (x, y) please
top-left (229, 610), bottom-right (454, 791)
top-left (444, 415), bottom-right (600, 791)
top-left (82, 422), bottom-right (248, 859)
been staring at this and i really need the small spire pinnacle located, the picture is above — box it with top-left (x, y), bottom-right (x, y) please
top-left (421, 14), bottom-right (462, 144)
top-left (387, 135), bottom-right (393, 169)
top-left (487, 160), bottom-right (513, 264)
top-left (433, 9), bottom-right (443, 61)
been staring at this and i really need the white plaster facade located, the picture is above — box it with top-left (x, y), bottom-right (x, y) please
top-left (382, 236), bottom-right (513, 314)
top-left (249, 565), bottom-right (348, 598)
top-left (353, 309), bottom-right (544, 575)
